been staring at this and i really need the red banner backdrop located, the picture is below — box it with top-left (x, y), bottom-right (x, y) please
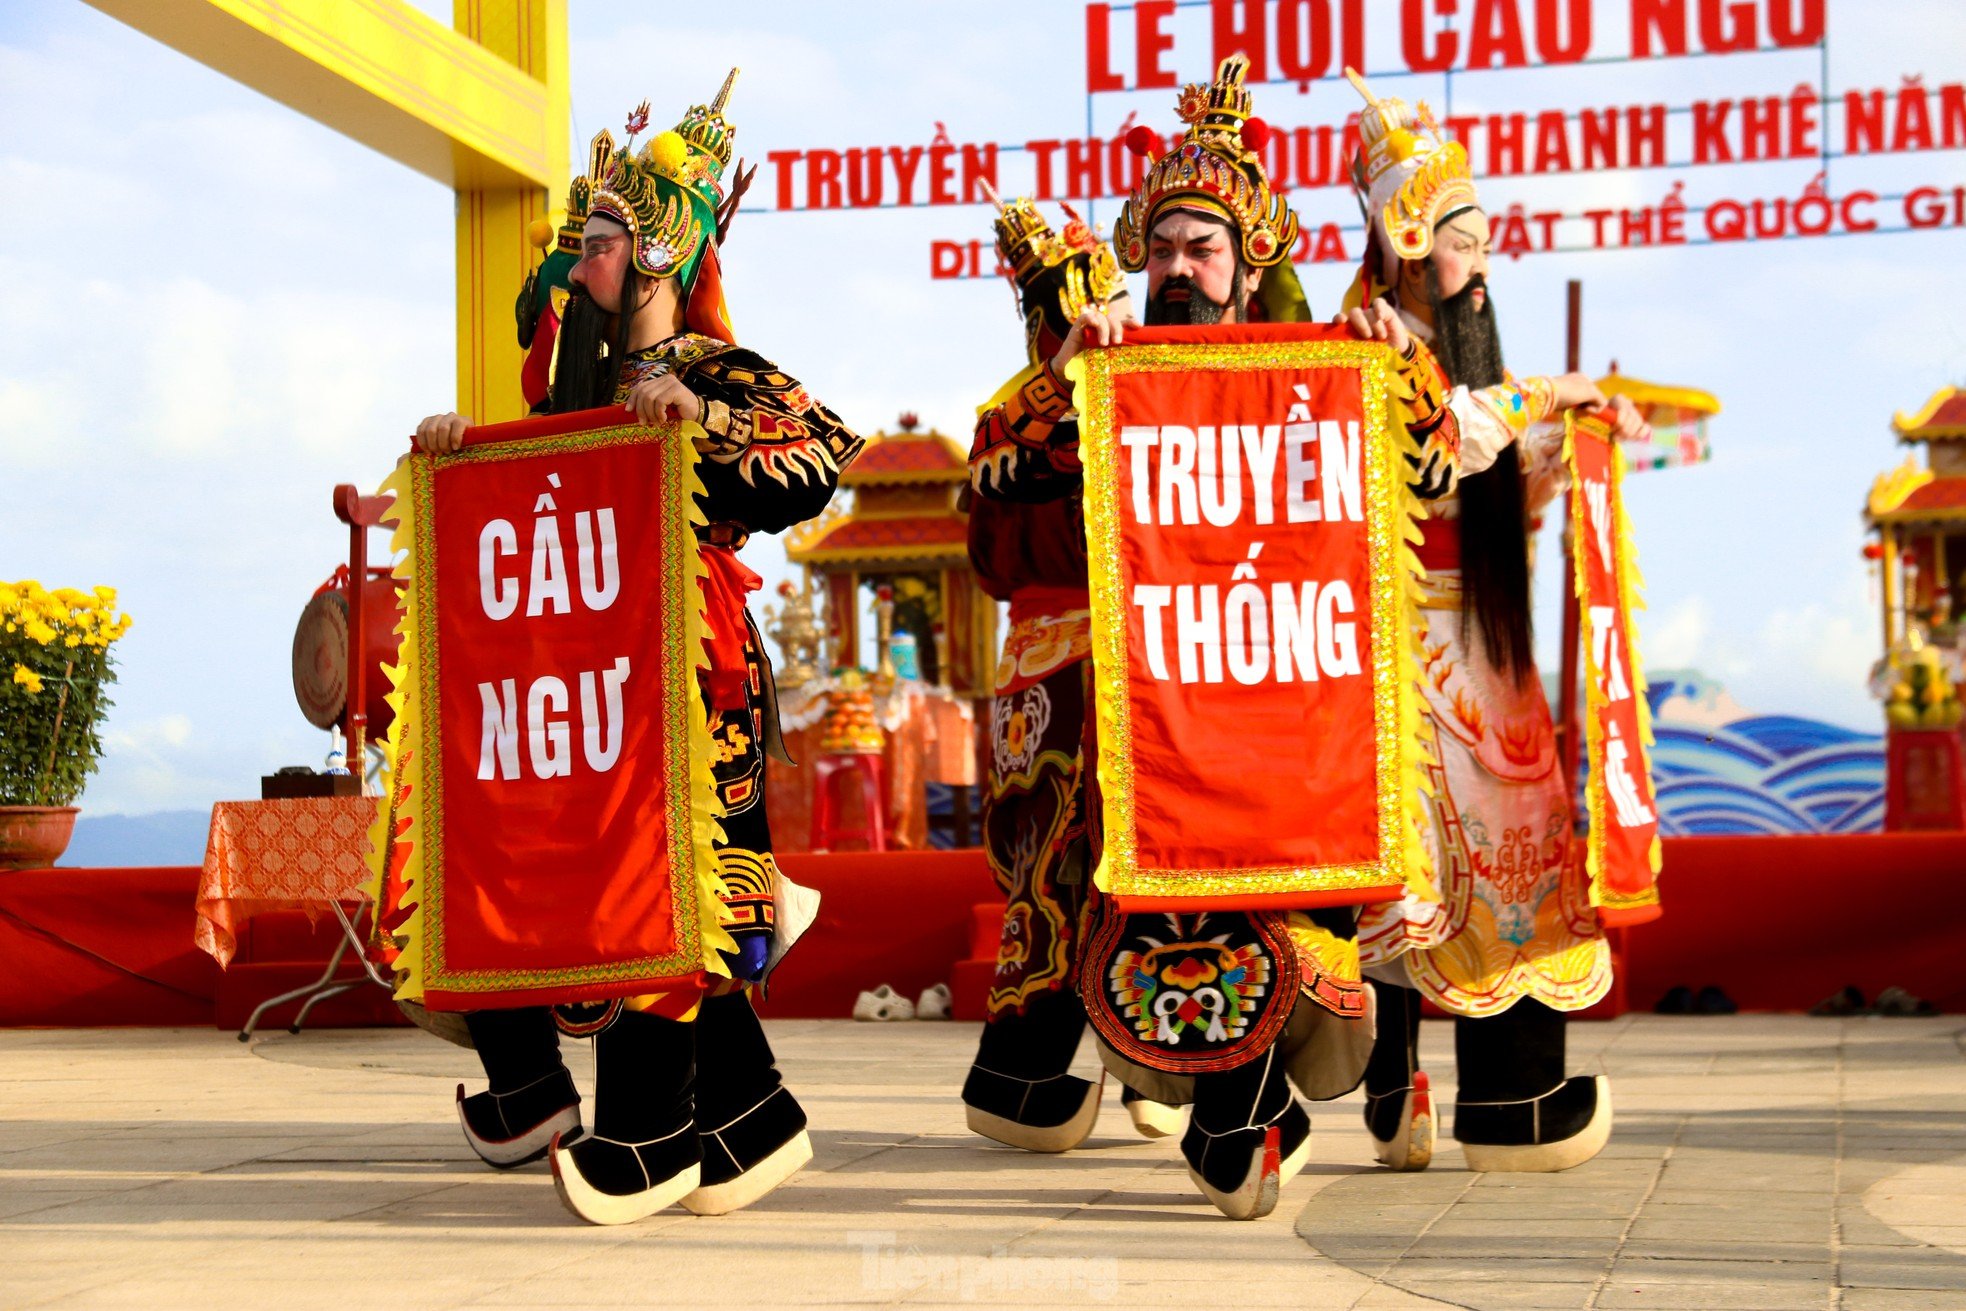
top-left (368, 407), bottom-right (729, 1011)
top-left (1076, 323), bottom-right (1428, 911)
top-left (1568, 411), bottom-right (1664, 927)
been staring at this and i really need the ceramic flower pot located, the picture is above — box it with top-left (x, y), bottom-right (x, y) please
top-left (0, 805), bottom-right (80, 871)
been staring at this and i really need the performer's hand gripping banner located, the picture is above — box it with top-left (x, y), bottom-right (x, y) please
top-left (365, 408), bottom-right (734, 1010)
top-left (1567, 410), bottom-right (1664, 927)
top-left (1075, 323), bottom-right (1432, 911)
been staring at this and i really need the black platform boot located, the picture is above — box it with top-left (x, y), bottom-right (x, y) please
top-left (550, 1008), bottom-right (701, 1224)
top-left (683, 990), bottom-right (811, 1215)
top-left (1181, 1045), bottom-right (1311, 1220)
top-left (1453, 998), bottom-right (1611, 1172)
top-left (1361, 981), bottom-right (1434, 1171)
top-left (961, 986), bottom-right (1103, 1152)
top-left (457, 1007), bottom-right (581, 1168)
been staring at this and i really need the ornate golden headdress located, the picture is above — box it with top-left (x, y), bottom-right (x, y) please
top-left (984, 184), bottom-right (1125, 365)
top-left (1345, 67), bottom-right (1480, 265)
top-left (676, 68), bottom-right (739, 174)
top-left (556, 172), bottom-right (590, 257)
top-left (1111, 54), bottom-right (1297, 272)
top-left (583, 70), bottom-right (739, 284)
top-left (991, 192), bottom-right (1067, 277)
top-left (990, 189), bottom-right (1123, 307)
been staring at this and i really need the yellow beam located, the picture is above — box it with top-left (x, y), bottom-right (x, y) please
top-left (90, 0), bottom-right (571, 423)
top-left (82, 0), bottom-right (561, 189)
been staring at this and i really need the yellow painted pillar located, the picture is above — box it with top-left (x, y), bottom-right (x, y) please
top-left (1934, 530), bottom-right (1951, 623)
top-left (453, 0), bottom-right (569, 423)
top-left (1881, 526), bottom-right (1901, 649)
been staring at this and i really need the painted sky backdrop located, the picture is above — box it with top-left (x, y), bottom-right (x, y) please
top-left (2, 0), bottom-right (1963, 816)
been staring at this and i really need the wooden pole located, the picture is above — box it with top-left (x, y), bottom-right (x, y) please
top-left (337, 485), bottom-right (370, 774)
top-left (334, 484), bottom-right (397, 790)
top-left (1556, 280), bottom-right (1584, 788)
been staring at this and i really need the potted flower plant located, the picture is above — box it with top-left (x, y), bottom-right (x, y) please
top-left (0, 581), bottom-right (133, 869)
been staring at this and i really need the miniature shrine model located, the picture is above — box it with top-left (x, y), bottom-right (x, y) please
top-left (784, 412), bottom-right (996, 696)
top-left (768, 414), bottom-right (993, 852)
top-left (1865, 384), bottom-right (1966, 828)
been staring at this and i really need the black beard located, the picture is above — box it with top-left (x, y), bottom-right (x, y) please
top-left (1428, 267), bottom-right (1504, 389)
top-left (1145, 274), bottom-right (1230, 326)
top-left (1424, 262), bottom-right (1532, 683)
top-left (549, 260), bottom-right (642, 413)
top-left (548, 289), bottom-right (610, 413)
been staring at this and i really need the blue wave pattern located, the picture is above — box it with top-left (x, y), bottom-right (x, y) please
top-left (1644, 677), bottom-right (1884, 836)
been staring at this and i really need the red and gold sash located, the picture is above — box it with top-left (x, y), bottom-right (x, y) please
top-left (1567, 411), bottom-right (1664, 927)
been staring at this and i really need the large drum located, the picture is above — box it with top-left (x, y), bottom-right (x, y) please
top-left (292, 571), bottom-right (404, 738)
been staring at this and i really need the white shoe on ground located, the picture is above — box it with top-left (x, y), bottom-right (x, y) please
top-left (852, 984), bottom-right (915, 1021)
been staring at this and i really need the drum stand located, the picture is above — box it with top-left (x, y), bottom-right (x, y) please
top-left (236, 896), bottom-right (391, 1042)
top-left (239, 482), bottom-right (400, 1043)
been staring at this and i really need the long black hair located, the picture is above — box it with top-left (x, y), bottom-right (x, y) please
top-left (548, 259), bottom-right (643, 414)
top-left (1426, 259), bottom-right (1534, 683)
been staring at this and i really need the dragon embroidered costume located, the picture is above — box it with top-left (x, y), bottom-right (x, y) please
top-left (440, 75), bottom-right (865, 1225)
top-left (966, 57), bottom-right (1466, 1219)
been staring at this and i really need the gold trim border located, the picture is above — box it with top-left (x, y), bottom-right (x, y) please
top-left (1074, 339), bottom-right (1429, 903)
top-left (367, 422), bottom-right (734, 1003)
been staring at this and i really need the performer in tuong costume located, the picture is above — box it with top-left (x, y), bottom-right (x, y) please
top-left (1337, 69), bottom-right (1650, 1173)
top-left (411, 74), bottom-right (864, 1224)
top-left (959, 192), bottom-right (1186, 1150)
top-left (1006, 56), bottom-right (1464, 1219)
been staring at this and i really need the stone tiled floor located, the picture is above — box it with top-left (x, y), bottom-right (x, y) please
top-left (1, 1016), bottom-right (1962, 1309)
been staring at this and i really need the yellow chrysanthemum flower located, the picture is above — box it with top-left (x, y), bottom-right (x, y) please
top-left (4, 580), bottom-right (130, 650)
top-left (11, 664), bottom-right (44, 694)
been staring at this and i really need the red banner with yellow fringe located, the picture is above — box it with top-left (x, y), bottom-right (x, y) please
top-left (1074, 324), bottom-right (1430, 911)
top-left (1568, 410), bottom-right (1664, 928)
top-left (367, 407), bottom-right (732, 1011)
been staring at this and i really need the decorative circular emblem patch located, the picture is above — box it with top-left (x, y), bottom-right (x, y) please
top-left (552, 998), bottom-right (623, 1038)
top-left (1080, 907), bottom-right (1300, 1074)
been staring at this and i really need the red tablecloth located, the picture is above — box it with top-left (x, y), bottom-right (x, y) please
top-left (0, 866), bottom-right (218, 1026)
top-left (194, 798), bottom-right (376, 967)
